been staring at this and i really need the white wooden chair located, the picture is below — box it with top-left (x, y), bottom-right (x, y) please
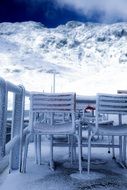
top-left (22, 92), bottom-right (82, 173)
top-left (88, 93), bottom-right (127, 174)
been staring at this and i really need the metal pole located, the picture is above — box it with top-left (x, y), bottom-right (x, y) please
top-left (53, 72), bottom-right (56, 93)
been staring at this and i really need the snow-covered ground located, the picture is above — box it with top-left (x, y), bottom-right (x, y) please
top-left (0, 141), bottom-right (127, 190)
top-left (0, 21), bottom-right (127, 95)
top-left (1, 21), bottom-right (127, 189)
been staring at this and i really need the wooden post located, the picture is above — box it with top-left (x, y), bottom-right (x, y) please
top-left (19, 85), bottom-right (25, 172)
top-left (0, 78), bottom-right (7, 160)
top-left (9, 85), bottom-right (25, 171)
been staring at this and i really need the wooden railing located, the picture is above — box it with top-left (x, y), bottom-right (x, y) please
top-left (0, 77), bottom-right (30, 173)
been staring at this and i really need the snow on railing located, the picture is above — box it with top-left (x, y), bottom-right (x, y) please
top-left (0, 77), bottom-right (30, 173)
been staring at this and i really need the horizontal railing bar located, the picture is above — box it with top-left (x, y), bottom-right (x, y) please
top-left (6, 81), bottom-right (30, 96)
top-left (6, 127), bottom-right (29, 155)
top-left (6, 81), bottom-right (22, 94)
top-left (76, 95), bottom-right (96, 104)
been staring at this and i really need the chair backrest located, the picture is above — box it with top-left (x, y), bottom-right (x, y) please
top-left (29, 92), bottom-right (76, 131)
top-left (96, 93), bottom-right (127, 127)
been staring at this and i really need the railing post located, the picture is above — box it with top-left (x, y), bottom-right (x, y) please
top-left (9, 85), bottom-right (25, 171)
top-left (0, 78), bottom-right (7, 160)
top-left (19, 85), bottom-right (25, 172)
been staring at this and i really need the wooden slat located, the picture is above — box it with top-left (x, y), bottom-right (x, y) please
top-left (33, 106), bottom-right (73, 110)
top-left (32, 100), bottom-right (73, 105)
top-left (33, 109), bottom-right (73, 113)
top-left (32, 105), bottom-right (73, 109)
top-left (99, 102), bottom-right (127, 106)
top-left (97, 93), bottom-right (127, 114)
top-left (100, 96), bottom-right (127, 101)
top-left (32, 94), bottom-right (73, 99)
top-left (30, 93), bottom-right (75, 113)
top-left (97, 94), bottom-right (127, 114)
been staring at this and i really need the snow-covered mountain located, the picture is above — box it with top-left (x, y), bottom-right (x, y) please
top-left (0, 21), bottom-right (127, 94)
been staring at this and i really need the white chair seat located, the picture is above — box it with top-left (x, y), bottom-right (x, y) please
top-left (91, 124), bottom-right (127, 136)
top-left (33, 122), bottom-right (75, 135)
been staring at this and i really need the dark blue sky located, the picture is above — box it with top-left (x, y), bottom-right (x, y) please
top-left (0, 0), bottom-right (127, 28)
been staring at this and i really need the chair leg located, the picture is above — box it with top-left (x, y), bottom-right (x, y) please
top-left (107, 136), bottom-right (111, 154)
top-left (70, 135), bottom-right (73, 164)
top-left (22, 133), bottom-right (31, 173)
top-left (38, 135), bottom-right (41, 165)
top-left (119, 136), bottom-right (123, 162)
top-left (50, 135), bottom-right (54, 170)
top-left (68, 135), bottom-right (71, 158)
top-left (77, 134), bottom-right (82, 173)
top-left (67, 135), bottom-right (73, 163)
top-left (123, 136), bottom-right (127, 165)
top-left (73, 136), bottom-right (77, 162)
top-left (34, 135), bottom-right (38, 164)
top-left (68, 135), bottom-right (73, 161)
top-left (88, 132), bottom-right (92, 174)
top-left (68, 135), bottom-right (75, 163)
top-left (112, 136), bottom-right (115, 159)
top-left (80, 125), bottom-right (83, 161)
top-left (19, 131), bottom-right (25, 172)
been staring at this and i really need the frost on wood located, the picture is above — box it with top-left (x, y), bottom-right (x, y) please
top-left (9, 87), bottom-right (24, 171)
top-left (0, 78), bottom-right (7, 160)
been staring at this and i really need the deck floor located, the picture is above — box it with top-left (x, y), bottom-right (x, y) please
top-left (0, 142), bottom-right (127, 190)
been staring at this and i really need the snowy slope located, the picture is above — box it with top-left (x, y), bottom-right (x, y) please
top-left (0, 21), bottom-right (127, 94)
